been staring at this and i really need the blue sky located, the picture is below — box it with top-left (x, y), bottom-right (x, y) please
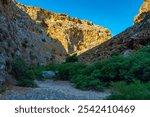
top-left (17, 0), bottom-right (143, 36)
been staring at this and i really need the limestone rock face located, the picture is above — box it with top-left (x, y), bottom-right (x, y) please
top-left (0, 0), bottom-right (67, 85)
top-left (0, 0), bottom-right (67, 64)
top-left (16, 4), bottom-right (111, 54)
top-left (134, 0), bottom-right (150, 23)
top-left (0, 0), bottom-right (111, 86)
top-left (79, 1), bottom-right (150, 63)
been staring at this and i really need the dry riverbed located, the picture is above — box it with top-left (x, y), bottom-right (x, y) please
top-left (0, 80), bottom-right (110, 100)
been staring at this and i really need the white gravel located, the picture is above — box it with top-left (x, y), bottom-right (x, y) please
top-left (0, 80), bottom-right (111, 100)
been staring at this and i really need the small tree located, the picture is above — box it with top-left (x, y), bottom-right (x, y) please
top-left (11, 57), bottom-right (37, 87)
top-left (11, 57), bottom-right (28, 79)
top-left (66, 54), bottom-right (78, 63)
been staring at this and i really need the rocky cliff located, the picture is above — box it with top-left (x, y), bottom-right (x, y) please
top-left (0, 0), bottom-right (67, 86)
top-left (134, 0), bottom-right (150, 23)
top-left (16, 3), bottom-right (111, 54)
top-left (79, 0), bottom-right (150, 63)
top-left (0, 0), bottom-right (111, 87)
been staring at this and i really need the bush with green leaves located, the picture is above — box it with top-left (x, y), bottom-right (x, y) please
top-left (11, 57), bottom-right (37, 87)
top-left (14, 45), bottom-right (149, 94)
top-left (71, 75), bottom-right (104, 91)
top-left (92, 46), bottom-right (150, 84)
top-left (66, 54), bottom-right (78, 63)
top-left (0, 87), bottom-right (5, 94)
top-left (138, 45), bottom-right (150, 53)
top-left (94, 56), bottom-right (125, 83)
top-left (46, 63), bottom-right (86, 80)
top-left (45, 63), bottom-right (105, 91)
top-left (107, 80), bottom-right (150, 100)
top-left (17, 78), bottom-right (37, 87)
top-left (37, 45), bottom-right (150, 91)
top-left (28, 66), bottom-right (47, 80)
top-left (121, 51), bottom-right (150, 82)
top-left (79, 64), bottom-right (96, 76)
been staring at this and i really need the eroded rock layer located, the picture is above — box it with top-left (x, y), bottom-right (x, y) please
top-left (134, 0), bottom-right (150, 23)
top-left (17, 3), bottom-right (111, 54)
top-left (79, 1), bottom-right (150, 63)
top-left (0, 0), bottom-right (67, 86)
top-left (0, 0), bottom-right (112, 86)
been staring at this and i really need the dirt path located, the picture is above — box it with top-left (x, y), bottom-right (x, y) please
top-left (0, 80), bottom-right (111, 100)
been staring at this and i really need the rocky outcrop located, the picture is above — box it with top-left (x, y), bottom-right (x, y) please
top-left (134, 0), bottom-right (150, 23)
top-left (79, 1), bottom-right (150, 63)
top-left (139, 0), bottom-right (150, 14)
top-left (0, 0), bottom-right (67, 64)
top-left (0, 0), bottom-right (111, 86)
top-left (16, 3), bottom-right (111, 54)
top-left (0, 0), bottom-right (67, 86)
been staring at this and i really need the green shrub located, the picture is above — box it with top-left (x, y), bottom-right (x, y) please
top-left (14, 45), bottom-right (149, 93)
top-left (94, 56), bottom-right (125, 83)
top-left (46, 63), bottom-right (105, 91)
top-left (11, 57), bottom-right (29, 80)
top-left (46, 63), bottom-right (86, 80)
top-left (79, 64), bottom-right (96, 76)
top-left (44, 45), bottom-right (150, 91)
top-left (17, 78), bottom-right (37, 88)
top-left (0, 87), bottom-right (5, 94)
top-left (54, 64), bottom-right (71, 80)
top-left (93, 47), bottom-right (150, 84)
top-left (72, 75), bottom-right (104, 91)
top-left (120, 51), bottom-right (150, 82)
top-left (66, 54), bottom-right (78, 63)
top-left (108, 81), bottom-right (150, 100)
top-left (111, 50), bottom-right (120, 57)
top-left (138, 45), bottom-right (150, 53)
top-left (29, 51), bottom-right (37, 60)
top-left (28, 65), bottom-right (47, 80)
top-left (11, 57), bottom-right (37, 87)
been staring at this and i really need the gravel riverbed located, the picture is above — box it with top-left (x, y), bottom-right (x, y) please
top-left (0, 80), bottom-right (110, 100)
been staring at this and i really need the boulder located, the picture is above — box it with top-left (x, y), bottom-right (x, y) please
top-left (123, 50), bottom-right (133, 58)
top-left (41, 71), bottom-right (56, 79)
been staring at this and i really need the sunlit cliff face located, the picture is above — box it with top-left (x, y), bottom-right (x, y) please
top-left (134, 0), bottom-right (150, 23)
top-left (79, 0), bottom-right (150, 63)
top-left (139, 0), bottom-right (150, 14)
top-left (16, 3), bottom-right (111, 55)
